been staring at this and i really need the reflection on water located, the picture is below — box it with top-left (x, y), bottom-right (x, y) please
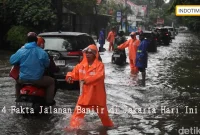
top-left (0, 32), bottom-right (200, 135)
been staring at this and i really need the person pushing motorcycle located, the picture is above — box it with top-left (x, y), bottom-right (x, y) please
top-left (117, 32), bottom-right (140, 74)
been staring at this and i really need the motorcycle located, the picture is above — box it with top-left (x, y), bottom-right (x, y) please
top-left (111, 49), bottom-right (126, 65)
top-left (9, 65), bottom-right (57, 115)
top-left (111, 35), bottom-right (127, 66)
top-left (15, 83), bottom-right (46, 114)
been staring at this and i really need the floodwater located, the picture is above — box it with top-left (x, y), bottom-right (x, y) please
top-left (0, 32), bottom-right (200, 135)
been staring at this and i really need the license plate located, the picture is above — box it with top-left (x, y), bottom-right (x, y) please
top-left (54, 60), bottom-right (65, 66)
top-left (16, 102), bottom-right (33, 108)
top-left (113, 54), bottom-right (120, 57)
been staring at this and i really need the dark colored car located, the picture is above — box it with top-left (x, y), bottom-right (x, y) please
top-left (164, 26), bottom-right (175, 39)
top-left (154, 27), bottom-right (171, 45)
top-left (38, 32), bottom-right (97, 84)
top-left (139, 31), bottom-right (157, 52)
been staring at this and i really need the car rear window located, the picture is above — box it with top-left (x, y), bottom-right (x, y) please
top-left (157, 29), bottom-right (168, 33)
top-left (42, 36), bottom-right (80, 51)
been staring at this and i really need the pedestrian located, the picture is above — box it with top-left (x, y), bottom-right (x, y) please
top-left (98, 28), bottom-right (105, 52)
top-left (9, 32), bottom-right (55, 106)
top-left (107, 27), bottom-right (116, 51)
top-left (136, 33), bottom-right (149, 86)
top-left (117, 32), bottom-right (140, 74)
top-left (65, 44), bottom-right (114, 130)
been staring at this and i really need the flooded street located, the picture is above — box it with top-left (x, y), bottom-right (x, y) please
top-left (0, 32), bottom-right (200, 135)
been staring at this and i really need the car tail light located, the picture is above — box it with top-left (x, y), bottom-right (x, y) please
top-left (20, 90), bottom-right (30, 94)
top-left (166, 33), bottom-right (168, 36)
top-left (67, 51), bottom-right (82, 56)
top-left (155, 38), bottom-right (157, 40)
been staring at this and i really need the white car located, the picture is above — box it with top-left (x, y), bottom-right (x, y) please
top-left (164, 26), bottom-right (175, 39)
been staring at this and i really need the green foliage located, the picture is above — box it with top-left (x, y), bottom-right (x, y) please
top-left (168, 0), bottom-right (200, 31)
top-left (97, 1), bottom-right (110, 15)
top-left (130, 0), bottom-right (164, 8)
top-left (7, 26), bottom-right (31, 50)
top-left (0, 0), bottom-right (24, 25)
top-left (98, 0), bottom-right (133, 27)
top-left (98, 0), bottom-right (132, 16)
top-left (18, 0), bottom-right (56, 29)
top-left (130, 0), bottom-right (154, 6)
top-left (149, 8), bottom-right (163, 22)
top-left (148, 2), bottom-right (176, 26)
top-left (0, 0), bottom-right (56, 31)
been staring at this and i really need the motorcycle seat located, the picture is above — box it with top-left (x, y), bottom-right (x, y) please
top-left (21, 83), bottom-right (39, 87)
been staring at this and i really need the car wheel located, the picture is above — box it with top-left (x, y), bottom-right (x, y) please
top-left (123, 57), bottom-right (126, 65)
top-left (154, 46), bottom-right (157, 52)
top-left (111, 56), bottom-right (115, 64)
top-left (164, 41), bottom-right (170, 45)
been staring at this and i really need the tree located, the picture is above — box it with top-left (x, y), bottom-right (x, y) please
top-left (98, 0), bottom-right (133, 32)
top-left (7, 25), bottom-right (31, 50)
top-left (0, 0), bottom-right (57, 49)
top-left (18, 0), bottom-right (56, 31)
top-left (0, 0), bottom-right (56, 32)
top-left (168, 0), bottom-right (200, 31)
top-left (130, 0), bottom-right (164, 8)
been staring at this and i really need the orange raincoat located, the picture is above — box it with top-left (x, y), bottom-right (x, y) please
top-left (118, 33), bottom-right (140, 74)
top-left (65, 44), bottom-right (114, 129)
top-left (107, 31), bottom-right (116, 51)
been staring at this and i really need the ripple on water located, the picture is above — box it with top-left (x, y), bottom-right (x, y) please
top-left (0, 33), bottom-right (200, 134)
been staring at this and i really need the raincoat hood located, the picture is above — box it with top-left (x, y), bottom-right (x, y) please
top-left (24, 42), bottom-right (38, 49)
top-left (81, 44), bottom-right (100, 66)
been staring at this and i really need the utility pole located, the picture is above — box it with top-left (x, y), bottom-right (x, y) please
top-left (125, 0), bottom-right (128, 34)
top-left (94, 3), bottom-right (99, 41)
top-left (121, 9), bottom-right (123, 30)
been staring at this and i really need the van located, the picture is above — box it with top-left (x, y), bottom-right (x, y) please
top-left (164, 26), bottom-right (175, 39)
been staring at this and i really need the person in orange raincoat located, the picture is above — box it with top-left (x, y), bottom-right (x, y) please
top-left (107, 27), bottom-right (116, 51)
top-left (65, 44), bottom-right (114, 130)
top-left (117, 32), bottom-right (140, 74)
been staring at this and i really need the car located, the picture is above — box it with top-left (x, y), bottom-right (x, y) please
top-left (141, 31), bottom-right (158, 52)
top-left (154, 27), bottom-right (171, 45)
top-left (164, 26), bottom-right (176, 39)
top-left (179, 26), bottom-right (188, 32)
top-left (38, 31), bottom-right (97, 85)
top-left (175, 28), bottom-right (179, 35)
